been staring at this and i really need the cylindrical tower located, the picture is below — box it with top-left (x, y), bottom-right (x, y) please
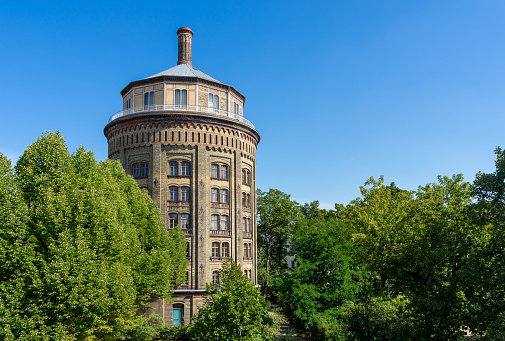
top-left (103, 27), bottom-right (260, 325)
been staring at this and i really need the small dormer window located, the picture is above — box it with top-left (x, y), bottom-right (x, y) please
top-left (144, 91), bottom-right (154, 110)
top-left (208, 93), bottom-right (219, 113)
top-left (175, 89), bottom-right (187, 108)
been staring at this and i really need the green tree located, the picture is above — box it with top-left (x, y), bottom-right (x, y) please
top-left (256, 189), bottom-right (300, 297)
top-left (462, 147), bottom-right (505, 339)
top-left (278, 218), bottom-right (370, 337)
top-left (343, 175), bottom-right (477, 340)
top-left (0, 132), bottom-right (188, 340)
top-left (191, 259), bottom-right (277, 341)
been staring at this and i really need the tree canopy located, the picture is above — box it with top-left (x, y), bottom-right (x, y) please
top-left (191, 259), bottom-right (277, 341)
top-left (0, 132), bottom-right (188, 341)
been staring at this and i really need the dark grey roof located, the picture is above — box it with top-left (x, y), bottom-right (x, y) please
top-left (144, 63), bottom-right (224, 84)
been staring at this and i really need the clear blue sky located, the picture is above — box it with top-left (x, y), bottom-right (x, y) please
top-left (1, 0), bottom-right (504, 209)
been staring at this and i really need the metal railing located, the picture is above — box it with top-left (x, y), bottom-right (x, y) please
top-left (108, 104), bottom-right (255, 129)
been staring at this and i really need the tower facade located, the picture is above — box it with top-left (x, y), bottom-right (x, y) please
top-left (103, 27), bottom-right (259, 325)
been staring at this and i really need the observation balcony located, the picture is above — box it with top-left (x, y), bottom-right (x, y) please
top-left (108, 104), bottom-right (255, 130)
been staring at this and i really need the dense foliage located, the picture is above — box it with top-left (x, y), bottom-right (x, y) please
top-left (191, 259), bottom-right (277, 341)
top-left (257, 189), bottom-right (301, 296)
top-left (258, 148), bottom-right (505, 340)
top-left (0, 132), bottom-right (188, 340)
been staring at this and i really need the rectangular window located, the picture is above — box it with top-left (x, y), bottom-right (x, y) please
top-left (141, 163), bottom-right (148, 177)
top-left (211, 188), bottom-right (218, 203)
top-left (126, 98), bottom-right (131, 113)
top-left (169, 213), bottom-right (178, 229)
top-left (247, 218), bottom-right (251, 232)
top-left (208, 93), bottom-right (219, 113)
top-left (132, 164), bottom-right (139, 178)
top-left (220, 165), bottom-right (228, 180)
top-left (242, 217), bottom-right (246, 232)
top-left (181, 214), bottom-right (189, 229)
top-left (170, 187), bottom-right (178, 201)
top-left (242, 193), bottom-right (246, 208)
top-left (212, 243), bottom-right (220, 258)
top-left (212, 270), bottom-right (219, 283)
top-left (144, 91), bottom-right (154, 110)
top-left (170, 162), bottom-right (178, 176)
top-left (175, 89), bottom-right (187, 108)
top-left (213, 94), bottom-right (219, 113)
top-left (234, 102), bottom-right (239, 116)
top-left (211, 215), bottom-right (218, 230)
top-left (220, 216), bottom-right (228, 230)
top-left (222, 242), bottom-right (229, 258)
top-left (220, 189), bottom-right (228, 203)
top-left (181, 162), bottom-right (190, 176)
top-left (181, 187), bottom-right (190, 201)
top-left (211, 164), bottom-right (218, 179)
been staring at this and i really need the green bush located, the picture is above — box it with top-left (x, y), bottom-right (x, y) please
top-left (155, 325), bottom-right (191, 341)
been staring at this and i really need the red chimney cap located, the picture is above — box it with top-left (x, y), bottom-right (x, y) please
top-left (177, 27), bottom-right (194, 36)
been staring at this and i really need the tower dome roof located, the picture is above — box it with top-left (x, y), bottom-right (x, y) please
top-left (144, 63), bottom-right (223, 84)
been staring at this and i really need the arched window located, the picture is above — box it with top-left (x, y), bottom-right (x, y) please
top-left (175, 89), bottom-right (187, 108)
top-left (242, 217), bottom-right (246, 232)
top-left (169, 187), bottom-right (178, 201)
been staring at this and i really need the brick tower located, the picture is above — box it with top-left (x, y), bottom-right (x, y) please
top-left (103, 27), bottom-right (259, 325)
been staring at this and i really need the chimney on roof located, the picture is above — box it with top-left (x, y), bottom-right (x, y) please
top-left (177, 27), bottom-right (194, 65)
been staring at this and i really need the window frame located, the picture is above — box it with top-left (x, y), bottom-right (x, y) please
top-left (180, 213), bottom-right (189, 229)
top-left (220, 165), bottom-right (228, 180)
top-left (175, 89), bottom-right (188, 108)
top-left (181, 187), bottom-right (190, 201)
top-left (222, 242), bottom-right (230, 258)
top-left (140, 162), bottom-right (148, 177)
top-left (212, 243), bottom-right (220, 258)
top-left (211, 214), bottom-right (219, 230)
top-left (169, 186), bottom-right (178, 201)
top-left (211, 164), bottom-right (219, 179)
top-left (169, 162), bottom-right (178, 176)
top-left (132, 163), bottom-right (139, 178)
top-left (181, 162), bottom-right (190, 176)
top-left (220, 215), bottom-right (228, 231)
top-left (144, 91), bottom-right (154, 110)
top-left (220, 189), bottom-right (228, 203)
top-left (211, 188), bottom-right (219, 203)
top-left (169, 213), bottom-right (178, 229)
